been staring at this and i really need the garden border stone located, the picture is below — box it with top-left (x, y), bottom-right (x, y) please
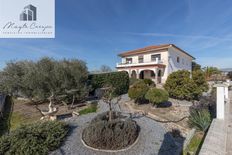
top-left (81, 128), bottom-right (140, 153)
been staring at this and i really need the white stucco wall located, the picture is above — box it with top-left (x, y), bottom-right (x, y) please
top-left (167, 47), bottom-right (193, 74)
top-left (121, 50), bottom-right (168, 64)
top-left (119, 46), bottom-right (194, 84)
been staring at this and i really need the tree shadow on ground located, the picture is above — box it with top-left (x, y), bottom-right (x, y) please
top-left (158, 129), bottom-right (185, 155)
top-left (0, 96), bottom-right (14, 136)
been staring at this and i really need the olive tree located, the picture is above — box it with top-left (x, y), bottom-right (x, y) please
top-left (0, 57), bottom-right (89, 104)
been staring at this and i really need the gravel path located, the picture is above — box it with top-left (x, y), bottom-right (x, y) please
top-left (50, 95), bottom-right (179, 155)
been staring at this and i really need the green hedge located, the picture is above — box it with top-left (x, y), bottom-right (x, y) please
top-left (0, 121), bottom-right (69, 155)
top-left (89, 71), bottom-right (129, 95)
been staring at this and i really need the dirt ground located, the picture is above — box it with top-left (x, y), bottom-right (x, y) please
top-left (124, 99), bottom-right (193, 140)
top-left (9, 99), bottom-right (88, 130)
top-left (132, 103), bottom-right (190, 129)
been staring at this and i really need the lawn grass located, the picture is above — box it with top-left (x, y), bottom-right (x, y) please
top-left (9, 112), bottom-right (37, 131)
top-left (183, 132), bottom-right (204, 155)
top-left (9, 112), bottom-right (25, 130)
top-left (79, 103), bottom-right (97, 115)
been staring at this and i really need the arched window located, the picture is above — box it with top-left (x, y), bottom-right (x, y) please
top-left (131, 70), bottom-right (137, 78)
top-left (151, 71), bottom-right (156, 77)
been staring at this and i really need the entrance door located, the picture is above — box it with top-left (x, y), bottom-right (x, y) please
top-left (139, 71), bottom-right (144, 79)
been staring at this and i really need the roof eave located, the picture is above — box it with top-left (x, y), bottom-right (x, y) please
top-left (169, 44), bottom-right (196, 60)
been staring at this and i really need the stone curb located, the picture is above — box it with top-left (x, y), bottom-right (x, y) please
top-left (80, 125), bottom-right (140, 153)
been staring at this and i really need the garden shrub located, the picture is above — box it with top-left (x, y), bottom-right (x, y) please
top-left (89, 71), bottom-right (129, 96)
top-left (82, 112), bottom-right (139, 150)
top-left (192, 70), bottom-right (209, 93)
top-left (189, 108), bottom-right (211, 132)
top-left (129, 78), bottom-right (140, 86)
top-left (145, 88), bottom-right (169, 105)
top-left (128, 80), bottom-right (149, 103)
top-left (0, 121), bottom-right (69, 155)
top-left (143, 78), bottom-right (155, 86)
top-left (164, 70), bottom-right (204, 100)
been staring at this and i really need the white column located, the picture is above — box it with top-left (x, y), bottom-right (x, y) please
top-left (155, 68), bottom-right (158, 84)
top-left (136, 70), bottom-right (140, 79)
top-left (128, 70), bottom-right (131, 78)
top-left (225, 86), bottom-right (229, 100)
top-left (214, 84), bottom-right (226, 119)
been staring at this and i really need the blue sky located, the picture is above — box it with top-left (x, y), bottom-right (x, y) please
top-left (1, 0), bottom-right (232, 70)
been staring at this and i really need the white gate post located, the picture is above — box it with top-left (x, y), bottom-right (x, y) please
top-left (225, 86), bottom-right (229, 100)
top-left (214, 84), bottom-right (226, 119)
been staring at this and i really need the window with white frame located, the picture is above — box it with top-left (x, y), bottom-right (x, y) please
top-left (138, 55), bottom-right (144, 63)
top-left (151, 54), bottom-right (161, 61)
top-left (126, 58), bottom-right (132, 64)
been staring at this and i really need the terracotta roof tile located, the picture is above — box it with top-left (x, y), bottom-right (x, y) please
top-left (118, 44), bottom-right (195, 59)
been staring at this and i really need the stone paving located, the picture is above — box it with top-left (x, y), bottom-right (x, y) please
top-left (50, 98), bottom-right (179, 155)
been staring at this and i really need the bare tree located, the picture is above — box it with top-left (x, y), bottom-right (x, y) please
top-left (100, 65), bottom-right (112, 73)
top-left (102, 86), bottom-right (121, 122)
top-left (35, 92), bottom-right (58, 119)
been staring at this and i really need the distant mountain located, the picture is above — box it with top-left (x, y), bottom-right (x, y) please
top-left (220, 68), bottom-right (232, 72)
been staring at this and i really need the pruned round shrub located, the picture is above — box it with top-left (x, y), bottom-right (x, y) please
top-left (0, 121), bottom-right (69, 155)
top-left (145, 88), bottom-right (169, 105)
top-left (82, 112), bottom-right (139, 150)
top-left (143, 79), bottom-right (155, 86)
top-left (128, 81), bottom-right (149, 103)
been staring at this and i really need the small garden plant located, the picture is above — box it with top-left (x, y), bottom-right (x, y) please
top-left (128, 80), bottom-right (149, 103)
top-left (145, 88), bottom-right (169, 106)
top-left (189, 108), bottom-right (211, 132)
top-left (0, 121), bottom-right (69, 155)
top-left (79, 102), bottom-right (98, 115)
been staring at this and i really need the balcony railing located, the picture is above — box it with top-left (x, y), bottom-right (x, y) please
top-left (116, 59), bottom-right (163, 68)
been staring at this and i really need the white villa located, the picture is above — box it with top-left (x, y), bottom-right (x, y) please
top-left (116, 44), bottom-right (195, 84)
